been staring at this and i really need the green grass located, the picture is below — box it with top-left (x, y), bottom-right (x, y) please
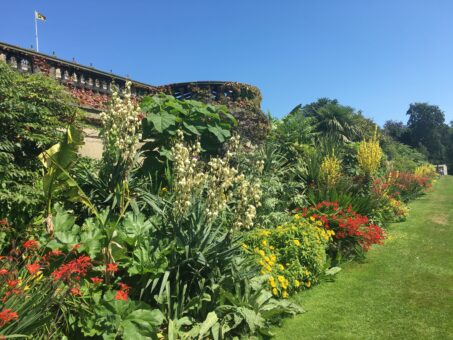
top-left (274, 176), bottom-right (453, 339)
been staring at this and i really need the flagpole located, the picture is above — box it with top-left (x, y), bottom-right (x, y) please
top-left (34, 11), bottom-right (39, 52)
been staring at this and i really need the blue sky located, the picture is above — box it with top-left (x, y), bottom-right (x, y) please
top-left (1, 1), bottom-right (452, 125)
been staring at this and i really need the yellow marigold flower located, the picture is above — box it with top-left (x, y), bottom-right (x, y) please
top-left (282, 290), bottom-right (289, 299)
top-left (293, 239), bottom-right (301, 247)
top-left (261, 239), bottom-right (268, 247)
top-left (278, 275), bottom-right (285, 283)
top-left (272, 288), bottom-right (278, 296)
top-left (294, 280), bottom-right (300, 288)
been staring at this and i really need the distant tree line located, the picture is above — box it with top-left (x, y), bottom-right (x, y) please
top-left (383, 103), bottom-right (453, 169)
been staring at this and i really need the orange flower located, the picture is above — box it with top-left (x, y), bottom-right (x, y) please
top-left (0, 308), bottom-right (19, 327)
top-left (26, 262), bottom-right (41, 275)
top-left (0, 269), bottom-right (8, 276)
top-left (23, 239), bottom-right (39, 250)
top-left (118, 282), bottom-right (130, 292)
top-left (115, 290), bottom-right (128, 301)
top-left (90, 277), bottom-right (103, 284)
top-left (6, 280), bottom-right (18, 289)
top-left (106, 263), bottom-right (118, 273)
top-left (70, 287), bottom-right (81, 296)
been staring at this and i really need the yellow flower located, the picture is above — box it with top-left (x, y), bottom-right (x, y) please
top-left (294, 280), bottom-right (300, 288)
top-left (270, 254), bottom-right (277, 261)
top-left (241, 243), bottom-right (248, 250)
top-left (282, 290), bottom-right (288, 299)
top-left (278, 264), bottom-right (285, 270)
top-left (269, 245), bottom-right (275, 250)
top-left (277, 275), bottom-right (285, 283)
top-left (294, 214), bottom-right (300, 220)
top-left (259, 250), bottom-right (265, 257)
top-left (266, 265), bottom-right (272, 272)
top-left (305, 281), bottom-right (311, 288)
top-left (161, 187), bottom-right (168, 193)
top-left (269, 278), bottom-right (276, 288)
top-left (293, 239), bottom-right (301, 247)
top-left (309, 216), bottom-right (315, 222)
top-left (261, 239), bottom-right (268, 247)
top-left (272, 288), bottom-right (278, 296)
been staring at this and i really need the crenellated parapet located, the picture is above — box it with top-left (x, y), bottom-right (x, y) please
top-left (0, 41), bottom-right (270, 142)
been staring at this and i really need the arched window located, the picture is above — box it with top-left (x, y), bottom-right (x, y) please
top-left (72, 72), bottom-right (78, 83)
top-left (80, 74), bottom-right (85, 84)
top-left (95, 79), bottom-right (100, 88)
top-left (63, 70), bottom-right (69, 80)
top-left (20, 59), bottom-right (30, 71)
top-left (10, 57), bottom-right (17, 68)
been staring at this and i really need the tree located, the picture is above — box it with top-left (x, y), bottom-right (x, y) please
top-left (0, 61), bottom-right (78, 227)
top-left (405, 103), bottom-right (447, 164)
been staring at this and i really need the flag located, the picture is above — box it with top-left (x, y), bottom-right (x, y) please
top-left (35, 11), bottom-right (46, 21)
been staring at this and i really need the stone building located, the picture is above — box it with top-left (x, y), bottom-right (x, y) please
top-left (0, 41), bottom-right (270, 158)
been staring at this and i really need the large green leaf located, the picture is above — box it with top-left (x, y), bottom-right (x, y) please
top-left (147, 112), bottom-right (176, 133)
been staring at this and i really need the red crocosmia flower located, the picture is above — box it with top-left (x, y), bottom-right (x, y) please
top-left (51, 256), bottom-right (92, 282)
top-left (26, 262), bottom-right (41, 275)
top-left (0, 308), bottom-right (19, 327)
top-left (118, 282), bottom-right (131, 292)
top-left (23, 239), bottom-right (39, 250)
top-left (70, 287), bottom-right (82, 296)
top-left (0, 269), bottom-right (8, 276)
top-left (115, 290), bottom-right (128, 301)
top-left (106, 263), bottom-right (118, 273)
top-left (6, 280), bottom-right (19, 289)
top-left (90, 277), bottom-right (103, 284)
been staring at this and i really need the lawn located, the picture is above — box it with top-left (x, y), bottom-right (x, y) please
top-left (274, 176), bottom-right (453, 339)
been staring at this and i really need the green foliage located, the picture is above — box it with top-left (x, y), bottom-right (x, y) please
top-left (0, 61), bottom-right (78, 228)
top-left (140, 94), bottom-right (236, 176)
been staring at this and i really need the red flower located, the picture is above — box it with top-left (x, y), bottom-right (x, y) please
top-left (70, 287), bottom-right (82, 296)
top-left (90, 277), bottom-right (103, 284)
top-left (6, 280), bottom-right (19, 289)
top-left (51, 256), bottom-right (92, 282)
top-left (0, 308), bottom-right (19, 327)
top-left (106, 263), bottom-right (118, 273)
top-left (0, 269), bottom-right (8, 276)
top-left (118, 282), bottom-right (130, 292)
top-left (115, 290), bottom-right (128, 301)
top-left (23, 239), bottom-right (39, 250)
top-left (26, 262), bottom-right (41, 275)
